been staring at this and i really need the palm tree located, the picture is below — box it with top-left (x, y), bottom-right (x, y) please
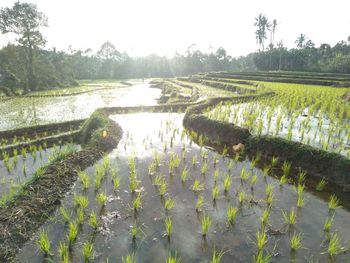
top-left (295, 34), bottom-right (307, 49)
top-left (269, 19), bottom-right (278, 46)
top-left (277, 40), bottom-right (284, 70)
top-left (254, 14), bottom-right (270, 51)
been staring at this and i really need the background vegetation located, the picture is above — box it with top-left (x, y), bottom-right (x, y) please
top-left (0, 3), bottom-right (349, 94)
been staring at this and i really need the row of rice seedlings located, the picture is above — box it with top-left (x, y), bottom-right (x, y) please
top-left (296, 184), bottom-right (305, 208)
top-left (122, 253), bottom-right (136, 263)
top-left (205, 87), bottom-right (350, 155)
top-left (282, 207), bottom-right (296, 226)
top-left (37, 230), bottom-right (51, 256)
top-left (1, 143), bottom-right (50, 172)
top-left (201, 214), bottom-right (212, 237)
top-left (164, 216), bottom-right (172, 239)
top-left (164, 197), bottom-right (175, 211)
top-left (181, 166), bottom-right (189, 182)
top-left (227, 206), bottom-right (239, 225)
top-left (316, 178), bottom-right (327, 191)
top-left (192, 179), bottom-right (204, 192)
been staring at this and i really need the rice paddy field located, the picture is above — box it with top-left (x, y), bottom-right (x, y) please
top-left (1, 74), bottom-right (350, 262)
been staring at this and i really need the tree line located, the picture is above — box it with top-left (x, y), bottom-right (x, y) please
top-left (0, 3), bottom-right (349, 94)
top-left (252, 13), bottom-right (350, 73)
top-left (0, 2), bottom-right (246, 94)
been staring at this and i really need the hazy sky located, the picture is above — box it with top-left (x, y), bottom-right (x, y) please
top-left (0, 0), bottom-right (349, 57)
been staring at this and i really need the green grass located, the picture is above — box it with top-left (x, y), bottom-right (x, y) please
top-left (192, 179), bottom-right (204, 191)
top-left (192, 154), bottom-right (198, 166)
top-left (77, 208), bottom-right (85, 225)
top-left (133, 193), bottom-right (142, 211)
top-left (164, 197), bottom-right (175, 210)
top-left (165, 217), bottom-right (172, 238)
top-left (97, 192), bottom-right (107, 206)
top-left (223, 175), bottom-right (232, 192)
top-left (201, 161), bottom-right (208, 175)
top-left (129, 177), bottom-right (140, 193)
top-left (323, 216), bottom-right (334, 232)
top-left (261, 209), bottom-right (270, 229)
top-left (212, 185), bottom-right (219, 201)
top-left (201, 214), bottom-right (212, 236)
top-left (290, 232), bottom-right (303, 251)
top-left (122, 253), bottom-right (136, 263)
top-left (166, 253), bottom-right (181, 263)
top-left (282, 207), bottom-right (296, 226)
top-left (296, 184), bottom-right (305, 208)
top-left (316, 178), bottom-right (327, 191)
top-left (329, 195), bottom-right (340, 210)
top-left (37, 229), bottom-right (51, 255)
top-left (256, 230), bottom-right (267, 252)
top-left (238, 191), bottom-right (245, 204)
top-left (159, 181), bottom-right (167, 196)
top-left (196, 194), bottom-right (204, 211)
top-left (58, 242), bottom-right (69, 263)
top-left (250, 174), bottom-right (258, 188)
top-left (113, 176), bottom-right (121, 191)
top-left (265, 184), bottom-right (274, 199)
top-left (131, 225), bottom-right (138, 240)
top-left (82, 241), bottom-right (94, 262)
top-left (89, 211), bottom-right (98, 229)
top-left (78, 171), bottom-right (90, 189)
top-left (227, 206), bottom-right (238, 224)
top-left (327, 233), bottom-right (346, 257)
top-left (254, 251), bottom-right (271, 263)
top-left (211, 247), bottom-right (224, 263)
top-left (181, 166), bottom-right (189, 182)
top-left (60, 206), bottom-right (71, 223)
top-left (67, 221), bottom-right (78, 248)
top-left (240, 168), bottom-right (249, 181)
top-left (74, 195), bottom-right (89, 210)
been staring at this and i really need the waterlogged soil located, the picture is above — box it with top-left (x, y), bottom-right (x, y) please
top-left (0, 144), bottom-right (81, 202)
top-left (18, 113), bottom-right (350, 262)
top-left (0, 81), bottom-right (161, 131)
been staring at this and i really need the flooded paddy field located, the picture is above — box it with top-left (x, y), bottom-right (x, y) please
top-left (18, 113), bottom-right (350, 262)
top-left (0, 143), bottom-right (80, 204)
top-left (0, 81), bottom-right (161, 131)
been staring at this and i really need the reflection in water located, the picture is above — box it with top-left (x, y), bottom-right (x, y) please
top-left (18, 113), bottom-right (350, 263)
top-left (0, 81), bottom-right (161, 131)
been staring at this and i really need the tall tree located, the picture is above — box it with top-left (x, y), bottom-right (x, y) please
top-left (254, 14), bottom-right (270, 51)
top-left (269, 19), bottom-right (278, 47)
top-left (97, 41), bottom-right (120, 60)
top-left (295, 33), bottom-right (307, 49)
top-left (97, 41), bottom-right (121, 78)
top-left (277, 40), bottom-right (284, 70)
top-left (0, 1), bottom-right (48, 92)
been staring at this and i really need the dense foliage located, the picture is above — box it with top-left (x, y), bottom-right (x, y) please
top-left (252, 13), bottom-right (350, 73)
top-left (252, 41), bottom-right (350, 73)
top-left (0, 41), bottom-right (249, 93)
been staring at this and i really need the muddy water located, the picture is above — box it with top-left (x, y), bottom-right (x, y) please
top-left (0, 81), bottom-right (161, 131)
top-left (18, 113), bottom-right (350, 262)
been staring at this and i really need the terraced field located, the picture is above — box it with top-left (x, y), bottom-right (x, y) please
top-left (0, 74), bottom-right (350, 263)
